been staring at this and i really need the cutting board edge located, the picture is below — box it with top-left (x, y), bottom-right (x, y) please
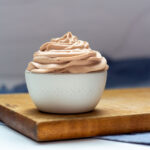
top-left (0, 105), bottom-right (38, 141)
top-left (36, 113), bottom-right (150, 141)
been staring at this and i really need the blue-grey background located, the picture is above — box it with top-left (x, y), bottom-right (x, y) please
top-left (0, 0), bottom-right (150, 91)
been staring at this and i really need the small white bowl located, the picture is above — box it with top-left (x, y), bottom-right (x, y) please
top-left (25, 71), bottom-right (107, 114)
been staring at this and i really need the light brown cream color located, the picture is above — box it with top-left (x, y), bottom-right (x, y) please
top-left (27, 32), bottom-right (108, 73)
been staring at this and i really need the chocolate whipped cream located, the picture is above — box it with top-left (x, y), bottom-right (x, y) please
top-left (27, 32), bottom-right (109, 73)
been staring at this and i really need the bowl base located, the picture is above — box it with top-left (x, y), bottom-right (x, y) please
top-left (38, 108), bottom-right (95, 114)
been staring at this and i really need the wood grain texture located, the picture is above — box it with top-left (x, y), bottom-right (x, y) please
top-left (0, 88), bottom-right (150, 141)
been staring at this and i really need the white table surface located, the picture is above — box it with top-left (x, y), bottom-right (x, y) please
top-left (0, 122), bottom-right (149, 150)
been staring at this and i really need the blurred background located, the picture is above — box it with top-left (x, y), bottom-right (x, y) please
top-left (0, 0), bottom-right (150, 93)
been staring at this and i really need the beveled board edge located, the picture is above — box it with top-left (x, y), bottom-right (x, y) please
top-left (36, 113), bottom-right (150, 141)
top-left (0, 105), bottom-right (37, 141)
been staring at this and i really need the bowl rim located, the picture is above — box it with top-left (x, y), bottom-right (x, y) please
top-left (25, 70), bottom-right (107, 75)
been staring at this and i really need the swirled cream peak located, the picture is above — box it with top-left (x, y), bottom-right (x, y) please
top-left (27, 32), bottom-right (109, 73)
top-left (40, 32), bottom-right (90, 51)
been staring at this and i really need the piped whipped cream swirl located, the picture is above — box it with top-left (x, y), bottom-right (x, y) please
top-left (27, 32), bottom-right (109, 73)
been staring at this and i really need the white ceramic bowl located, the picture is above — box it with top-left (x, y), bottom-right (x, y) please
top-left (25, 71), bottom-right (107, 114)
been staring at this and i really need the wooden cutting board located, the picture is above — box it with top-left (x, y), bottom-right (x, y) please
top-left (0, 88), bottom-right (150, 142)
